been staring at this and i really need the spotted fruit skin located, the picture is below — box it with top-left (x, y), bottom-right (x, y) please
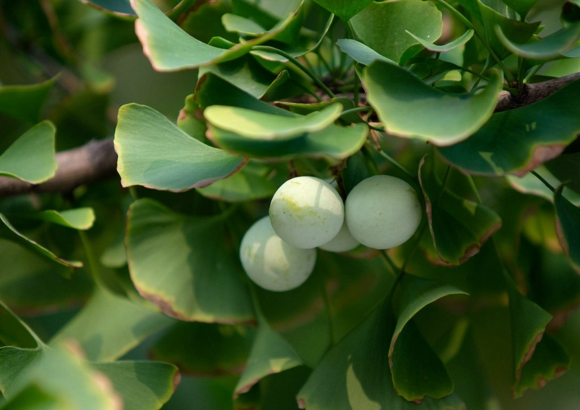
top-left (269, 176), bottom-right (344, 249)
top-left (239, 216), bottom-right (316, 291)
top-left (345, 175), bottom-right (422, 249)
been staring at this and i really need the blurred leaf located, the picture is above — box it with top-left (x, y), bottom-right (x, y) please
top-left (92, 361), bottom-right (179, 410)
top-left (205, 103), bottom-right (342, 140)
top-left (419, 155), bottom-right (502, 265)
top-left (0, 240), bottom-right (92, 314)
top-left (364, 61), bottom-right (502, 146)
top-left (27, 208), bottom-right (96, 230)
top-left (507, 165), bottom-right (580, 205)
top-left (126, 199), bottom-right (254, 323)
top-left (197, 161), bottom-right (288, 202)
top-left (50, 287), bottom-right (174, 361)
top-left (80, 0), bottom-right (136, 18)
top-left (234, 317), bottom-right (303, 398)
top-left (555, 184), bottom-right (580, 272)
top-left (495, 23), bottom-right (580, 59)
top-left (439, 78), bottom-right (580, 176)
top-left (311, 0), bottom-right (372, 21)
top-left (406, 29), bottom-right (474, 53)
top-left (297, 303), bottom-right (465, 409)
top-left (180, 0), bottom-right (236, 44)
top-left (0, 215), bottom-right (82, 273)
top-left (208, 122), bottom-right (367, 160)
top-left (177, 94), bottom-right (209, 143)
top-left (152, 322), bottom-right (254, 376)
top-left (115, 103), bottom-right (246, 192)
top-left (351, 0), bottom-right (442, 63)
top-left (502, 0), bottom-right (539, 17)
top-left (132, 0), bottom-right (302, 71)
top-left (337, 39), bottom-right (396, 66)
top-left (390, 275), bottom-right (466, 402)
top-left (0, 77), bottom-right (56, 123)
top-left (545, 152), bottom-right (580, 194)
top-left (0, 121), bottom-right (57, 184)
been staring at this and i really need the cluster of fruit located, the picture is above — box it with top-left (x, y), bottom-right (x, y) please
top-left (239, 175), bottom-right (422, 291)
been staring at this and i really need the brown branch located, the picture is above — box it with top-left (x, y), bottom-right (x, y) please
top-left (0, 138), bottom-right (118, 198)
top-left (495, 72), bottom-right (580, 112)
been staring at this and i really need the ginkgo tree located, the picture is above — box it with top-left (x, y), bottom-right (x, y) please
top-left (1, 0), bottom-right (580, 409)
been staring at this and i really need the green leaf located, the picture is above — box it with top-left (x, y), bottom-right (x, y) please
top-left (545, 152), bottom-right (580, 195)
top-left (0, 214), bottom-right (82, 273)
top-left (208, 122), bottom-right (368, 160)
top-left (337, 39), bottom-right (397, 66)
top-left (91, 361), bottom-right (179, 410)
top-left (222, 14), bottom-right (267, 35)
top-left (311, 0), bottom-right (373, 21)
top-left (419, 155), bottom-right (503, 265)
top-left (115, 103), bottom-right (246, 192)
top-left (495, 23), bottom-right (580, 59)
top-left (438, 78), bottom-right (580, 176)
top-left (351, 0), bottom-right (442, 63)
top-left (297, 303), bottom-right (465, 409)
top-left (197, 161), bottom-right (288, 202)
top-left (205, 103), bottom-right (342, 140)
top-left (50, 287), bottom-right (174, 361)
top-left (501, 0), bottom-right (539, 17)
top-left (0, 77), bottom-right (56, 123)
top-left (507, 165), bottom-right (580, 205)
top-left (514, 333), bottom-right (569, 397)
top-left (234, 318), bottom-right (303, 398)
top-left (28, 208), bottom-right (96, 230)
top-left (132, 0), bottom-right (302, 71)
top-left (507, 284), bottom-right (553, 395)
top-left (126, 199), bottom-right (254, 323)
top-left (363, 61), bottom-right (502, 146)
top-left (0, 240), bottom-right (92, 314)
top-left (0, 121), bottom-right (57, 184)
top-left (555, 184), bottom-right (580, 272)
top-left (80, 0), bottom-right (136, 18)
top-left (406, 29), bottom-right (474, 53)
top-left (389, 275), bottom-right (467, 402)
top-left (151, 322), bottom-right (254, 376)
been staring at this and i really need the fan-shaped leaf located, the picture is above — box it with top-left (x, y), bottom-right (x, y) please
top-left (311, 0), bottom-right (373, 21)
top-left (419, 155), bottom-right (502, 265)
top-left (0, 122), bottom-right (57, 184)
top-left (115, 103), bottom-right (246, 192)
top-left (363, 61), bottom-right (502, 146)
top-left (337, 39), bottom-right (396, 66)
top-left (0, 77), bottom-right (56, 123)
top-left (29, 208), bottom-right (96, 230)
top-left (406, 29), bottom-right (474, 53)
top-left (125, 199), bottom-right (254, 323)
top-left (555, 184), bottom-right (580, 272)
top-left (439, 78), bottom-right (580, 176)
top-left (495, 24), bottom-right (580, 60)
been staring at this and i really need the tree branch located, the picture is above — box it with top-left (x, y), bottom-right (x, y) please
top-left (0, 138), bottom-right (118, 198)
top-left (0, 73), bottom-right (578, 199)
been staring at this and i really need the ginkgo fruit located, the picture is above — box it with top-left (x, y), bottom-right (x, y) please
top-left (269, 176), bottom-right (344, 249)
top-left (318, 221), bottom-right (360, 252)
top-left (239, 216), bottom-right (316, 291)
top-left (345, 175), bottom-right (421, 249)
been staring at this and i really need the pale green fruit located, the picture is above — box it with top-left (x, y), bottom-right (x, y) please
top-left (319, 221), bottom-right (360, 252)
top-left (269, 176), bottom-right (344, 249)
top-left (239, 216), bottom-right (317, 291)
top-left (345, 175), bottom-right (422, 249)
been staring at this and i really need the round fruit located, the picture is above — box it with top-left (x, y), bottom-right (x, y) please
top-left (239, 216), bottom-right (317, 291)
top-left (318, 221), bottom-right (360, 252)
top-left (345, 175), bottom-right (422, 249)
top-left (269, 176), bottom-right (344, 249)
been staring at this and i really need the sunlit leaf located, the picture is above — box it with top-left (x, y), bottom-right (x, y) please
top-left (0, 122), bottom-right (57, 184)
top-left (50, 287), bottom-right (174, 361)
top-left (495, 23), bottom-right (580, 59)
top-left (439, 78), bottom-right (580, 176)
top-left (27, 208), bottom-right (96, 230)
top-left (311, 0), bottom-right (373, 21)
top-left (419, 155), bottom-right (502, 265)
top-left (337, 39), bottom-right (396, 66)
top-left (204, 103), bottom-right (342, 140)
top-left (555, 184), bottom-right (580, 272)
top-left (389, 275), bottom-right (467, 402)
top-left (351, 0), bottom-right (442, 62)
top-left (0, 77), bottom-right (56, 123)
top-left (0, 215), bottom-right (82, 273)
top-left (152, 321), bottom-right (254, 376)
top-left (115, 103), bottom-right (246, 192)
top-left (363, 61), bottom-right (502, 146)
top-left (132, 0), bottom-right (302, 71)
top-left (406, 29), bottom-right (474, 53)
top-left (222, 14), bottom-right (266, 35)
top-left (126, 199), bottom-right (254, 323)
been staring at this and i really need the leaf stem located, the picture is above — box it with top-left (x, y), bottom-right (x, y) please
top-left (340, 106), bottom-right (374, 117)
top-left (78, 230), bottom-right (105, 288)
top-left (366, 141), bottom-right (415, 181)
top-left (346, 22), bottom-right (360, 107)
top-left (381, 250), bottom-right (399, 276)
top-left (531, 170), bottom-right (556, 193)
top-left (252, 45), bottom-right (336, 99)
top-left (320, 277), bottom-right (336, 346)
